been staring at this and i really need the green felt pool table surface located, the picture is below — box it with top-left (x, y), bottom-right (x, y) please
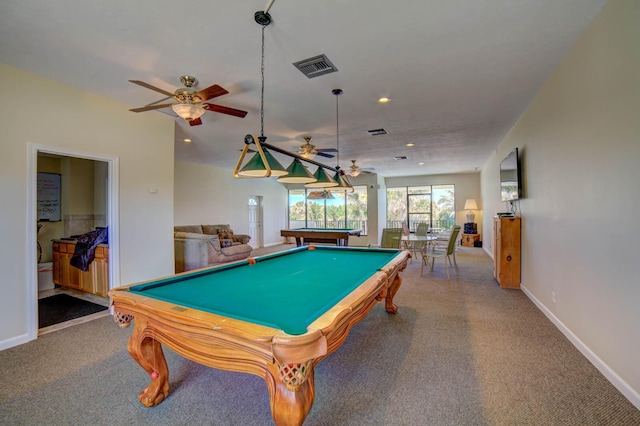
top-left (129, 246), bottom-right (403, 335)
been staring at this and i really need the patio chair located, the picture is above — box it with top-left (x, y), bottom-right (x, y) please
top-left (370, 228), bottom-right (403, 249)
top-left (421, 225), bottom-right (461, 279)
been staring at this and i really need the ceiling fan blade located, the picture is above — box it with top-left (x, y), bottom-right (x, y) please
top-left (129, 80), bottom-right (175, 98)
top-left (317, 148), bottom-right (338, 153)
top-left (195, 84), bottom-right (228, 101)
top-left (205, 103), bottom-right (248, 118)
top-left (129, 103), bottom-right (175, 113)
top-left (188, 117), bottom-right (203, 126)
top-left (316, 152), bottom-right (335, 158)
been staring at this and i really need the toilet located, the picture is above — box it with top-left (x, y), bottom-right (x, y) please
top-left (38, 262), bottom-right (54, 291)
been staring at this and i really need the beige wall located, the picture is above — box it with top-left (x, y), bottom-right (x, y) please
top-left (174, 160), bottom-right (288, 247)
top-left (0, 62), bottom-right (175, 347)
top-left (480, 0), bottom-right (640, 406)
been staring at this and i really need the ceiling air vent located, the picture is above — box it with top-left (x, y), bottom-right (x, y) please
top-left (394, 156), bottom-right (408, 160)
top-left (292, 54), bottom-right (338, 78)
top-left (367, 128), bottom-right (388, 136)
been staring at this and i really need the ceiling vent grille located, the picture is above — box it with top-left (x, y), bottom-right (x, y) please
top-left (292, 54), bottom-right (338, 78)
top-left (394, 156), bottom-right (408, 160)
top-left (367, 128), bottom-right (388, 136)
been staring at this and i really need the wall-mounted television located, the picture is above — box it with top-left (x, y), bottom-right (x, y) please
top-left (500, 147), bottom-right (521, 202)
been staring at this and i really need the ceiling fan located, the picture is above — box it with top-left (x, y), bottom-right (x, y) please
top-left (349, 160), bottom-right (374, 177)
top-left (128, 75), bottom-right (248, 126)
top-left (298, 136), bottom-right (338, 159)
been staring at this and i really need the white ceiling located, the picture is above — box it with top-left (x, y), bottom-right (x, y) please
top-left (0, 0), bottom-right (607, 177)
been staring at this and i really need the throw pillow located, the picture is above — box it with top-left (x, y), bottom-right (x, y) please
top-left (217, 231), bottom-right (234, 240)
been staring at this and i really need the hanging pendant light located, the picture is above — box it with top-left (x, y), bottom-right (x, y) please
top-left (305, 167), bottom-right (338, 188)
top-left (277, 158), bottom-right (317, 183)
top-left (330, 89), bottom-right (354, 192)
top-left (238, 136), bottom-right (288, 177)
top-left (235, 7), bottom-right (290, 179)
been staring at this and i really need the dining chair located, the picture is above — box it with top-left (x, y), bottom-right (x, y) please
top-left (370, 228), bottom-right (403, 249)
top-left (408, 223), bottom-right (429, 261)
top-left (421, 225), bottom-right (461, 279)
top-left (415, 223), bottom-right (428, 236)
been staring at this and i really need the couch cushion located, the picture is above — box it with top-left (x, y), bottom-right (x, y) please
top-left (202, 224), bottom-right (230, 235)
top-left (174, 231), bottom-right (214, 240)
top-left (221, 244), bottom-right (252, 257)
top-left (174, 225), bottom-right (204, 234)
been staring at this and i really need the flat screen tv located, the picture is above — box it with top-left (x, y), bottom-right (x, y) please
top-left (500, 148), bottom-right (521, 202)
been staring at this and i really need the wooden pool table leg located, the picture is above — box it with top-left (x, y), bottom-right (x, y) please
top-left (385, 272), bottom-right (403, 314)
top-left (127, 318), bottom-right (170, 407)
top-left (265, 361), bottom-right (316, 426)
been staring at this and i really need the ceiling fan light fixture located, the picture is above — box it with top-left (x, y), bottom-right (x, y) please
top-left (350, 160), bottom-right (361, 177)
top-left (305, 167), bottom-right (338, 188)
top-left (300, 150), bottom-right (316, 160)
top-left (171, 103), bottom-right (205, 121)
top-left (277, 158), bottom-right (317, 184)
top-left (238, 148), bottom-right (288, 177)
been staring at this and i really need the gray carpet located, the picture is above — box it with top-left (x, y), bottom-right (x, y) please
top-left (1, 245), bottom-right (638, 425)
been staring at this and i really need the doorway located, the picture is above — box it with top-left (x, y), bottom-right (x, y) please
top-left (248, 195), bottom-right (263, 248)
top-left (27, 143), bottom-right (120, 340)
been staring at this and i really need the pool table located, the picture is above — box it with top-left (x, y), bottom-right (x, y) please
top-left (280, 227), bottom-right (362, 246)
top-left (109, 245), bottom-right (409, 426)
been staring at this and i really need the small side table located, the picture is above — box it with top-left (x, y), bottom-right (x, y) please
top-left (461, 233), bottom-right (480, 247)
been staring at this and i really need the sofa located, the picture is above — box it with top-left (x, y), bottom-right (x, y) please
top-left (174, 225), bottom-right (252, 272)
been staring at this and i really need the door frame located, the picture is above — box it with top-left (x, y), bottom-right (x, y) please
top-left (248, 195), bottom-right (264, 248)
top-left (26, 143), bottom-right (120, 340)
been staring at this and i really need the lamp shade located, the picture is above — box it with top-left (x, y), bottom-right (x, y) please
top-left (331, 171), bottom-right (354, 192)
top-left (238, 149), bottom-right (288, 177)
top-left (305, 167), bottom-right (338, 188)
top-left (463, 199), bottom-right (478, 211)
top-left (277, 158), bottom-right (317, 183)
top-left (171, 103), bottom-right (206, 121)
top-left (463, 198), bottom-right (478, 223)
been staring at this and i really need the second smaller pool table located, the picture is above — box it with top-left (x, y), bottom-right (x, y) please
top-left (281, 227), bottom-right (362, 246)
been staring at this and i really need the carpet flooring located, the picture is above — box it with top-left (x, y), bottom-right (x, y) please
top-left (2, 245), bottom-right (638, 425)
top-left (38, 293), bottom-right (108, 328)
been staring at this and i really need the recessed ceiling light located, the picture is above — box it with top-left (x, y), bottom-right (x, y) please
top-left (418, 162), bottom-right (424, 165)
top-left (378, 97), bottom-right (389, 103)
top-left (406, 143), bottom-right (414, 147)
top-left (184, 138), bottom-right (192, 143)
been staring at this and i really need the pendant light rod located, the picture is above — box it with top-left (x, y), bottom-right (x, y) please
top-left (333, 88), bottom-right (343, 168)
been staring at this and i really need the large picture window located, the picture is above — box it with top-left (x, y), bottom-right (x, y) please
top-left (288, 186), bottom-right (368, 235)
top-left (386, 185), bottom-right (455, 232)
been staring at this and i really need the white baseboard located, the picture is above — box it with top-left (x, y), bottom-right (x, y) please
top-left (262, 240), bottom-right (286, 248)
top-left (521, 284), bottom-right (640, 410)
top-left (0, 332), bottom-right (32, 351)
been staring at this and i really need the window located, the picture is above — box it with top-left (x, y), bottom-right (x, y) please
top-left (287, 186), bottom-right (368, 235)
top-left (386, 184), bottom-right (455, 232)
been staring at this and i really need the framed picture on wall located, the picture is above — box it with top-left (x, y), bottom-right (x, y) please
top-left (37, 172), bottom-right (61, 222)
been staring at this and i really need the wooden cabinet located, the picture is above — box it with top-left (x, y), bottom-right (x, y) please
top-left (493, 217), bottom-right (521, 289)
top-left (461, 233), bottom-right (480, 247)
top-left (52, 241), bottom-right (109, 297)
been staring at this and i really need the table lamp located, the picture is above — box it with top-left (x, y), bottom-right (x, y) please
top-left (464, 199), bottom-right (478, 223)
